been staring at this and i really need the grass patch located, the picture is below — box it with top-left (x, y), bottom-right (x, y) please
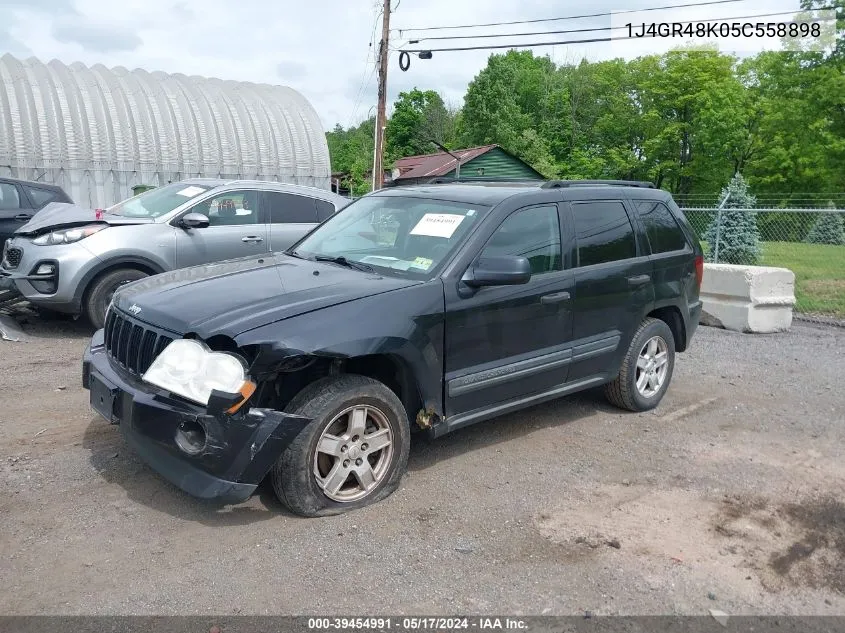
top-left (699, 241), bottom-right (845, 318)
top-left (762, 242), bottom-right (845, 318)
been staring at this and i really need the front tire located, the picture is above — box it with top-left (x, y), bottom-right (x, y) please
top-left (271, 374), bottom-right (411, 517)
top-left (84, 268), bottom-right (148, 329)
top-left (605, 317), bottom-right (676, 412)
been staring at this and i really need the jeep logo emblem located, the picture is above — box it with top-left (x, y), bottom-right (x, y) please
top-left (128, 304), bottom-right (142, 315)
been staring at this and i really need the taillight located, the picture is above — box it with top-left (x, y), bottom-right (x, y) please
top-left (694, 255), bottom-right (704, 289)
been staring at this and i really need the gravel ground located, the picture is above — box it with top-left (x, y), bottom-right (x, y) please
top-left (0, 314), bottom-right (843, 616)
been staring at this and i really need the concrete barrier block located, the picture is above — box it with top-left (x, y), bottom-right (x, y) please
top-left (700, 264), bottom-right (795, 333)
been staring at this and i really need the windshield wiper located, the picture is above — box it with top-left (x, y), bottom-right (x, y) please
top-left (314, 254), bottom-right (375, 273)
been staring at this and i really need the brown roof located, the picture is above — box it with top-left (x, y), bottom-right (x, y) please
top-left (392, 144), bottom-right (498, 180)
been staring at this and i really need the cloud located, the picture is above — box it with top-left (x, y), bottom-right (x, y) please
top-left (0, 0), bottom-right (803, 130)
top-left (51, 20), bottom-right (143, 53)
top-left (276, 60), bottom-right (307, 80)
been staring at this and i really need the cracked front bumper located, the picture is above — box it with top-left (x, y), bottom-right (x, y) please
top-left (82, 329), bottom-right (310, 503)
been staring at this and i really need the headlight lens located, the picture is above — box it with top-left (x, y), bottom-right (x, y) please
top-left (142, 339), bottom-right (249, 406)
top-left (32, 224), bottom-right (106, 245)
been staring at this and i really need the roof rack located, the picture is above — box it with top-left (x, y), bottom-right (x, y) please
top-left (424, 177), bottom-right (541, 185)
top-left (540, 180), bottom-right (655, 189)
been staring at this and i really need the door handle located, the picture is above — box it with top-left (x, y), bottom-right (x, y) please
top-left (241, 236), bottom-right (264, 243)
top-left (14, 214), bottom-right (31, 222)
top-left (628, 274), bottom-right (651, 287)
top-left (540, 291), bottom-right (571, 304)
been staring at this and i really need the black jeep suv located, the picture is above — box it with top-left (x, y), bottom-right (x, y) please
top-left (83, 180), bottom-right (704, 516)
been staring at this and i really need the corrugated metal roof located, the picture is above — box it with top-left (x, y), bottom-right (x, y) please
top-left (0, 54), bottom-right (330, 207)
top-left (393, 144), bottom-right (497, 180)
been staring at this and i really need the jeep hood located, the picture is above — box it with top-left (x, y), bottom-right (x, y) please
top-left (112, 254), bottom-right (419, 338)
top-left (15, 202), bottom-right (153, 235)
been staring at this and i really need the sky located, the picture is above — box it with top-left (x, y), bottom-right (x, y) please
top-left (0, 0), bottom-right (814, 131)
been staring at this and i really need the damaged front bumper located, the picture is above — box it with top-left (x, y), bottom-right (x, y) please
top-left (82, 329), bottom-right (310, 503)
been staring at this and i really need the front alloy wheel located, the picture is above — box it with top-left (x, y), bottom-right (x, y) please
top-left (313, 405), bottom-right (394, 502)
top-left (271, 374), bottom-right (411, 517)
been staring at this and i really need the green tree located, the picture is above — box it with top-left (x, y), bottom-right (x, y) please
top-left (703, 173), bottom-right (762, 264)
top-left (385, 89), bottom-right (456, 162)
top-left (806, 202), bottom-right (845, 245)
top-left (326, 118), bottom-right (376, 196)
top-left (460, 51), bottom-right (559, 172)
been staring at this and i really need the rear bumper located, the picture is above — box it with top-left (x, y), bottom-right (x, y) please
top-left (82, 329), bottom-right (311, 503)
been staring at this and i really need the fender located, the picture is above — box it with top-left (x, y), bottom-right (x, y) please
top-left (72, 255), bottom-right (168, 312)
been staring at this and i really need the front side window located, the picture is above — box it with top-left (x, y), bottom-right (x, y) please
top-left (480, 205), bottom-right (562, 274)
top-left (635, 200), bottom-right (688, 254)
top-left (192, 190), bottom-right (261, 226)
top-left (265, 192), bottom-right (317, 223)
top-left (108, 182), bottom-right (212, 218)
top-left (572, 201), bottom-right (637, 267)
top-left (24, 186), bottom-right (58, 209)
top-left (292, 195), bottom-right (489, 279)
top-left (0, 183), bottom-right (21, 210)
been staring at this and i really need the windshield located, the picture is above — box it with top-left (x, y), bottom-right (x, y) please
top-left (107, 182), bottom-right (213, 218)
top-left (290, 195), bottom-right (490, 279)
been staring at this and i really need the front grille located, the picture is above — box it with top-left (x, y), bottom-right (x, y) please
top-left (103, 308), bottom-right (176, 375)
top-left (3, 246), bottom-right (22, 269)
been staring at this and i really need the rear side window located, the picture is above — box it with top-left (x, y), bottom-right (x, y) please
top-left (635, 200), bottom-right (688, 254)
top-left (265, 192), bottom-right (318, 223)
top-left (572, 201), bottom-right (637, 267)
top-left (24, 186), bottom-right (59, 209)
top-left (0, 183), bottom-right (21, 210)
top-left (315, 199), bottom-right (337, 222)
top-left (481, 205), bottom-right (562, 275)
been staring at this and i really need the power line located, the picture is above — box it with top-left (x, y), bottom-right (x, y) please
top-left (395, 0), bottom-right (752, 34)
top-left (348, 2), bottom-right (383, 127)
top-left (403, 9), bottom-right (812, 43)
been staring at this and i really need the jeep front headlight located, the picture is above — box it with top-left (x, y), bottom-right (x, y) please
top-left (142, 339), bottom-right (251, 406)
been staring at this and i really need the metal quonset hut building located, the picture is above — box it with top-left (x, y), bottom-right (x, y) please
top-left (0, 54), bottom-right (330, 209)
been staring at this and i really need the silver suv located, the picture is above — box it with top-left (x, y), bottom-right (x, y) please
top-left (0, 179), bottom-right (349, 328)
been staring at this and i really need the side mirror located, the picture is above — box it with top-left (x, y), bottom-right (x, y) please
top-left (178, 212), bottom-right (210, 229)
top-left (464, 255), bottom-right (532, 288)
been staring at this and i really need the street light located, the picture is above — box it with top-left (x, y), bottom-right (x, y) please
top-left (430, 140), bottom-right (461, 180)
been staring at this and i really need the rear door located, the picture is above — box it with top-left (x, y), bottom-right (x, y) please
top-left (565, 197), bottom-right (655, 382)
top-left (173, 188), bottom-right (269, 268)
top-left (0, 180), bottom-right (33, 244)
top-left (264, 191), bottom-right (321, 252)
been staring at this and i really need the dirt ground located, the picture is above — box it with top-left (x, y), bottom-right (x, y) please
top-left (0, 315), bottom-right (843, 616)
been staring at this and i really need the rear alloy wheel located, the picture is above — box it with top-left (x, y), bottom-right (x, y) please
top-left (605, 317), bottom-right (676, 412)
top-left (85, 268), bottom-right (148, 329)
top-left (271, 374), bottom-right (410, 517)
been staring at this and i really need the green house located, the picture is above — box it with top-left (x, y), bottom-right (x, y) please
top-left (387, 144), bottom-right (544, 187)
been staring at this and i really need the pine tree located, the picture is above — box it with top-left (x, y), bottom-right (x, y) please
top-left (806, 201), bottom-right (845, 246)
top-left (703, 173), bottom-right (762, 265)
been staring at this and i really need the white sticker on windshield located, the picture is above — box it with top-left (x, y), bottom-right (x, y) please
top-left (410, 213), bottom-right (464, 239)
top-left (176, 186), bottom-right (206, 198)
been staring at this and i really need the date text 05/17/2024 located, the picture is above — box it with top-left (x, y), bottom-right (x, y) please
top-left (307, 618), bottom-right (529, 631)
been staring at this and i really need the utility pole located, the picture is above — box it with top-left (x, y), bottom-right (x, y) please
top-left (373, 0), bottom-right (391, 190)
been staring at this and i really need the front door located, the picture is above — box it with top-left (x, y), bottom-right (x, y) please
top-left (173, 189), bottom-right (269, 268)
top-left (444, 204), bottom-right (575, 418)
top-left (565, 199), bottom-right (655, 382)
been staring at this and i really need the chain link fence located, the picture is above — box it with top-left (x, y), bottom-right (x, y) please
top-left (682, 207), bottom-right (845, 326)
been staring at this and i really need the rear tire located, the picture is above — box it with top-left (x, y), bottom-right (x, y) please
top-left (84, 268), bottom-right (148, 329)
top-left (271, 374), bottom-right (411, 517)
top-left (605, 317), bottom-right (676, 412)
